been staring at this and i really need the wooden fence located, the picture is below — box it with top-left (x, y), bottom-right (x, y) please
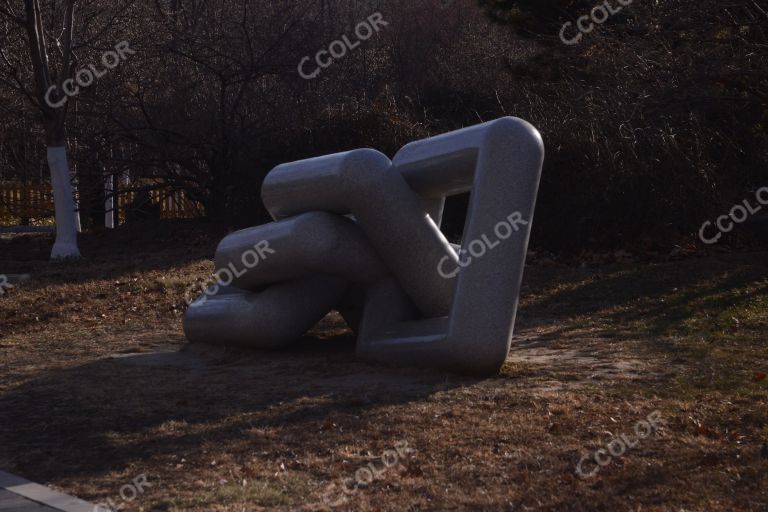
top-left (0, 183), bottom-right (53, 224)
top-left (116, 187), bottom-right (205, 223)
top-left (0, 181), bottom-right (204, 226)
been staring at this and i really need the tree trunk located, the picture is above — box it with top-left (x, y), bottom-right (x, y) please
top-left (105, 172), bottom-right (117, 229)
top-left (22, 0), bottom-right (81, 259)
top-left (47, 146), bottom-right (80, 259)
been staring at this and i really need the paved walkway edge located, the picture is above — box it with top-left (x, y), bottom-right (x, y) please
top-left (0, 470), bottom-right (95, 512)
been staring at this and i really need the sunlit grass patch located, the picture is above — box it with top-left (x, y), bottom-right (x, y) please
top-left (155, 475), bottom-right (314, 511)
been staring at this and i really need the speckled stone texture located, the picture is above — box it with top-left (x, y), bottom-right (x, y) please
top-left (183, 117), bottom-right (544, 375)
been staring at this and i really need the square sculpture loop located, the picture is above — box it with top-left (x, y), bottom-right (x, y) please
top-left (183, 117), bottom-right (545, 376)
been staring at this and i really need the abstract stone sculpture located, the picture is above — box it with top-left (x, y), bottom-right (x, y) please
top-left (184, 117), bottom-right (544, 375)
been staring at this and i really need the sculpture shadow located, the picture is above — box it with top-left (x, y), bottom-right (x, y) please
top-left (0, 333), bottom-right (477, 484)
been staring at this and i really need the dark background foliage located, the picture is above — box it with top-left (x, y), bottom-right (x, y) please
top-left (1, 0), bottom-right (766, 251)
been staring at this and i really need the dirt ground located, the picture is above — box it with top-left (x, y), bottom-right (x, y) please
top-left (0, 223), bottom-right (767, 511)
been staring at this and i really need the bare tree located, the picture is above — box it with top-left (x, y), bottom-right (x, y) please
top-left (0, 0), bottom-right (79, 257)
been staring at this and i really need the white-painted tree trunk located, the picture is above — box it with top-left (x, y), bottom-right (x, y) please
top-left (47, 146), bottom-right (81, 259)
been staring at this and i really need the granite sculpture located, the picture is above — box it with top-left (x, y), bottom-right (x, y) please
top-left (183, 117), bottom-right (544, 375)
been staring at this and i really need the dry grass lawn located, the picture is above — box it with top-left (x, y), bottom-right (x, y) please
top-left (0, 223), bottom-right (766, 511)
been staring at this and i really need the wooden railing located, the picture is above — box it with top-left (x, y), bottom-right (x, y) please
top-left (0, 181), bottom-right (204, 226)
top-left (0, 182), bottom-right (53, 224)
top-left (116, 188), bottom-right (205, 223)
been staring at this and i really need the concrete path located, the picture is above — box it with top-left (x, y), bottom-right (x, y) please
top-left (0, 471), bottom-right (96, 512)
